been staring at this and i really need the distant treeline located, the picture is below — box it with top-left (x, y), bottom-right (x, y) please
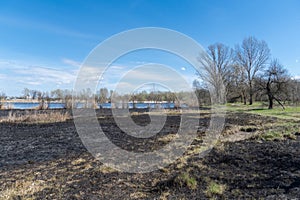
top-left (0, 88), bottom-right (210, 110)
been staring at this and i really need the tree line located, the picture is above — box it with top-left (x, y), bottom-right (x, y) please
top-left (197, 36), bottom-right (298, 109)
top-left (17, 88), bottom-right (188, 109)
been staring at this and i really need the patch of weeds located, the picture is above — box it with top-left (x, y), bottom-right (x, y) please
top-left (175, 172), bottom-right (197, 190)
top-left (260, 128), bottom-right (297, 141)
top-left (205, 179), bottom-right (226, 198)
top-left (260, 130), bottom-right (283, 141)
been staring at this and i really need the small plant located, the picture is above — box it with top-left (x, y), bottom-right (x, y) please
top-left (205, 180), bottom-right (226, 197)
top-left (175, 172), bottom-right (197, 190)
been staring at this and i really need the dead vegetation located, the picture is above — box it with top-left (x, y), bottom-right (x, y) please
top-left (0, 110), bottom-right (71, 124)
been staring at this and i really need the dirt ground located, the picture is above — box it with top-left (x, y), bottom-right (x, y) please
top-left (0, 109), bottom-right (300, 199)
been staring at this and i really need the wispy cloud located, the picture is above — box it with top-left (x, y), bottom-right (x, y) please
top-left (0, 57), bottom-right (198, 96)
top-left (62, 58), bottom-right (82, 68)
top-left (0, 59), bottom-right (78, 95)
top-left (14, 66), bottom-right (77, 85)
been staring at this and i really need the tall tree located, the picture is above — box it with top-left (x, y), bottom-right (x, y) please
top-left (235, 36), bottom-right (270, 105)
top-left (198, 43), bottom-right (233, 104)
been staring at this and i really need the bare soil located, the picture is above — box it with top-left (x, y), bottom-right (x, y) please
top-left (0, 109), bottom-right (300, 199)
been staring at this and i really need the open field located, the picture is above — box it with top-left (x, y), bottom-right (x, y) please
top-left (0, 106), bottom-right (300, 199)
top-left (227, 102), bottom-right (300, 120)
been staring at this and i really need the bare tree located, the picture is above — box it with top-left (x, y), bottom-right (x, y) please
top-left (51, 89), bottom-right (73, 109)
top-left (37, 91), bottom-right (47, 110)
top-left (235, 36), bottom-right (270, 105)
top-left (198, 43), bottom-right (233, 104)
top-left (99, 88), bottom-right (109, 104)
top-left (257, 59), bottom-right (290, 109)
top-left (23, 88), bottom-right (30, 99)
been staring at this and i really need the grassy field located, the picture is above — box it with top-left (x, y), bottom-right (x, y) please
top-left (226, 102), bottom-right (300, 141)
top-left (226, 102), bottom-right (300, 120)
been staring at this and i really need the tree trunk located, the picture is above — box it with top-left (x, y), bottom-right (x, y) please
top-left (242, 91), bottom-right (246, 105)
top-left (268, 94), bottom-right (273, 109)
top-left (249, 82), bottom-right (253, 105)
top-left (266, 80), bottom-right (274, 109)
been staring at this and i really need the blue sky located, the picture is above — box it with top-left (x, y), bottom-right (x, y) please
top-left (0, 0), bottom-right (299, 96)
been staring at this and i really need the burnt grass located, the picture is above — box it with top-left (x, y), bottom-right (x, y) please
top-left (0, 109), bottom-right (300, 199)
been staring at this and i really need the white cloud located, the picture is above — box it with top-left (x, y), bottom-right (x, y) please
top-left (181, 67), bottom-right (186, 71)
top-left (62, 58), bottom-right (81, 68)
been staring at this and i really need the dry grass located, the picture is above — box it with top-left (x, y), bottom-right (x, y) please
top-left (0, 102), bottom-right (13, 110)
top-left (98, 165), bottom-right (118, 174)
top-left (157, 134), bottom-right (178, 143)
top-left (0, 179), bottom-right (47, 200)
top-left (71, 158), bottom-right (86, 165)
top-left (129, 191), bottom-right (148, 199)
top-left (0, 111), bottom-right (71, 124)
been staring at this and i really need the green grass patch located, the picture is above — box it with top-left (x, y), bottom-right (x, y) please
top-left (175, 172), bottom-right (198, 190)
top-left (227, 102), bottom-right (300, 141)
top-left (205, 179), bottom-right (226, 197)
top-left (226, 102), bottom-right (300, 120)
